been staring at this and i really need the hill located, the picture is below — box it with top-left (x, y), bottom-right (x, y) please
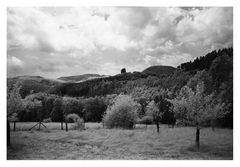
top-left (7, 75), bottom-right (61, 98)
top-left (178, 48), bottom-right (233, 71)
top-left (142, 65), bottom-right (176, 76)
top-left (57, 74), bottom-right (108, 83)
top-left (7, 47), bottom-right (233, 100)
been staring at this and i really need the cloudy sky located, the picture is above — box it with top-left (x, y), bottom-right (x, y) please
top-left (7, 7), bottom-right (233, 78)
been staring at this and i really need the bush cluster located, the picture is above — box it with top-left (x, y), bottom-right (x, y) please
top-left (137, 116), bottom-right (154, 125)
top-left (103, 95), bottom-right (138, 129)
top-left (66, 113), bottom-right (84, 130)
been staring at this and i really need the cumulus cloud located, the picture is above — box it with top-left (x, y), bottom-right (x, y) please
top-left (7, 7), bottom-right (233, 78)
top-left (8, 56), bottom-right (24, 67)
top-left (176, 7), bottom-right (233, 46)
top-left (7, 7), bottom-right (137, 53)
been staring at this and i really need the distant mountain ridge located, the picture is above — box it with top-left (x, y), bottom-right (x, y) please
top-left (7, 75), bottom-right (60, 98)
top-left (57, 74), bottom-right (109, 83)
top-left (7, 65), bottom-right (175, 98)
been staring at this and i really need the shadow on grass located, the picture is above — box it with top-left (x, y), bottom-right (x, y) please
top-left (185, 144), bottom-right (213, 153)
top-left (180, 143), bottom-right (233, 159)
top-left (7, 143), bottom-right (26, 160)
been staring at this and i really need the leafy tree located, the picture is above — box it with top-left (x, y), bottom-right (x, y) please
top-left (51, 98), bottom-right (64, 129)
top-left (154, 96), bottom-right (173, 122)
top-left (83, 97), bottom-right (107, 122)
top-left (62, 97), bottom-right (84, 118)
top-left (62, 97), bottom-right (84, 131)
top-left (105, 94), bottom-right (118, 107)
top-left (7, 82), bottom-right (24, 116)
top-left (103, 95), bottom-right (139, 129)
top-left (146, 95), bottom-right (174, 132)
top-left (7, 82), bottom-right (24, 146)
top-left (41, 95), bottom-right (55, 119)
top-left (187, 70), bottom-right (213, 94)
top-left (209, 54), bottom-right (233, 128)
top-left (216, 75), bottom-right (233, 128)
top-left (130, 86), bottom-right (167, 102)
top-left (161, 109), bottom-right (176, 127)
top-left (146, 100), bottom-right (163, 133)
top-left (209, 54), bottom-right (233, 89)
top-left (170, 83), bottom-right (225, 149)
top-left (51, 98), bottom-right (64, 122)
top-left (136, 97), bottom-right (148, 118)
top-left (22, 95), bottom-right (45, 130)
top-left (137, 115), bottom-right (154, 128)
top-left (17, 93), bottom-right (53, 122)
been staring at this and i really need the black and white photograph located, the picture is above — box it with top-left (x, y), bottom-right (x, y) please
top-left (3, 3), bottom-right (236, 162)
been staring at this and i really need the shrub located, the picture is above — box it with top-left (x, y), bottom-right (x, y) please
top-left (137, 116), bottom-right (154, 125)
top-left (66, 113), bottom-right (80, 123)
top-left (66, 113), bottom-right (84, 130)
top-left (43, 117), bottom-right (52, 123)
top-left (161, 110), bottom-right (176, 126)
top-left (74, 118), bottom-right (85, 130)
top-left (103, 95), bottom-right (138, 129)
top-left (175, 119), bottom-right (187, 127)
top-left (62, 97), bottom-right (84, 118)
top-left (8, 113), bottom-right (19, 122)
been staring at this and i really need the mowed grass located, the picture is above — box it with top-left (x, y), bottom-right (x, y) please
top-left (7, 122), bottom-right (233, 160)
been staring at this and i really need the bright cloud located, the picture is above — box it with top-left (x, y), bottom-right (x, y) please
top-left (9, 56), bottom-right (24, 67)
top-left (7, 7), bottom-right (233, 78)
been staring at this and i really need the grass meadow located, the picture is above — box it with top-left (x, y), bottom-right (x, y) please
top-left (7, 122), bottom-right (233, 160)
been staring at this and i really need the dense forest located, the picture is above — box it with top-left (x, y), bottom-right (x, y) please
top-left (7, 47), bottom-right (233, 128)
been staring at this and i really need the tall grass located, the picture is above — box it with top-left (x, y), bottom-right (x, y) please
top-left (8, 123), bottom-right (233, 160)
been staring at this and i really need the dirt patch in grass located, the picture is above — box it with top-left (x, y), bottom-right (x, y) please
top-left (7, 123), bottom-right (233, 160)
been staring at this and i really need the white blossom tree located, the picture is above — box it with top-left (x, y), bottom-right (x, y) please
top-left (170, 83), bottom-right (225, 149)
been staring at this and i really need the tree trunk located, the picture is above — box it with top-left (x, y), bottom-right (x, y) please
top-left (211, 120), bottom-right (215, 132)
top-left (212, 126), bottom-right (215, 132)
top-left (195, 127), bottom-right (200, 150)
top-left (7, 120), bottom-right (10, 146)
top-left (65, 121), bottom-right (68, 132)
top-left (38, 121), bottom-right (41, 130)
top-left (61, 122), bottom-right (63, 130)
top-left (38, 110), bottom-right (42, 130)
top-left (156, 123), bottom-right (159, 133)
top-left (172, 122), bottom-right (175, 128)
top-left (13, 121), bottom-right (16, 131)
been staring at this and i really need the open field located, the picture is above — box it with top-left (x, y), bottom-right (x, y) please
top-left (9, 122), bottom-right (103, 131)
top-left (7, 123), bottom-right (233, 160)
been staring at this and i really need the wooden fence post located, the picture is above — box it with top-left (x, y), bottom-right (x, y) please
top-left (65, 121), bottom-right (68, 132)
top-left (13, 121), bottom-right (16, 131)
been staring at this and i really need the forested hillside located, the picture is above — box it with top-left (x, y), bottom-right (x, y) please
top-left (7, 76), bottom-right (60, 98)
top-left (142, 65), bottom-right (176, 76)
top-left (178, 48), bottom-right (233, 72)
top-left (7, 47), bottom-right (233, 128)
top-left (52, 48), bottom-right (232, 100)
